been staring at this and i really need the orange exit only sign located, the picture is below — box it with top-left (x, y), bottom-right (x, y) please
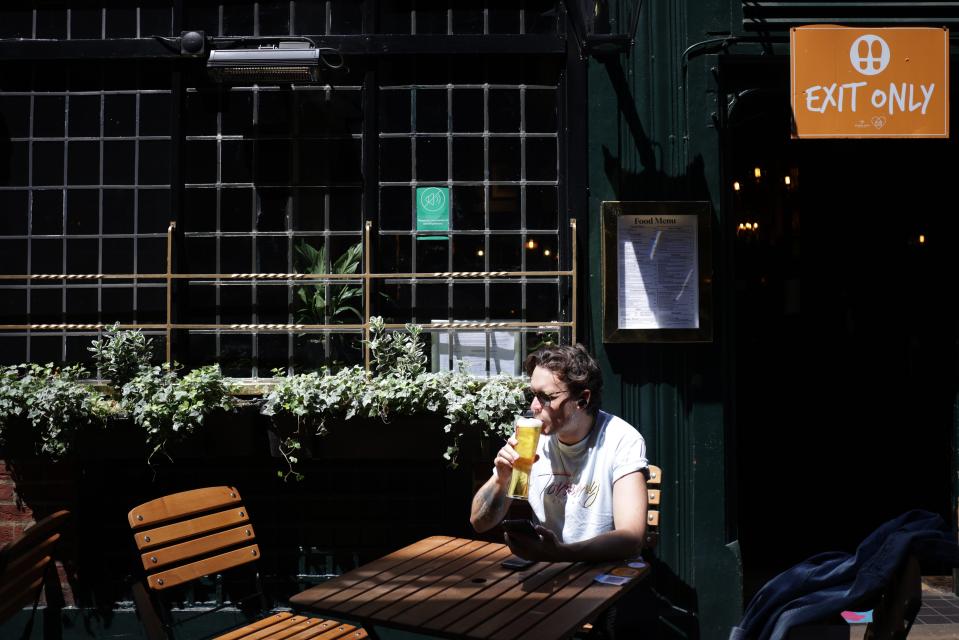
top-left (791, 26), bottom-right (949, 138)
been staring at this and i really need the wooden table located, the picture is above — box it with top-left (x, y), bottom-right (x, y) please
top-left (289, 536), bottom-right (650, 640)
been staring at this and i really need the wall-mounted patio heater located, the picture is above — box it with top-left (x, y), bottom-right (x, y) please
top-left (207, 42), bottom-right (323, 83)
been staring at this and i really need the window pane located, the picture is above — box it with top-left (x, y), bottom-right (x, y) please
top-left (452, 5), bottom-right (484, 34)
top-left (102, 238), bottom-right (133, 273)
top-left (293, 188), bottom-right (325, 231)
top-left (527, 282), bottom-right (559, 321)
top-left (525, 234), bottom-right (558, 271)
top-left (489, 185), bottom-right (520, 230)
top-left (489, 89), bottom-right (520, 133)
top-left (139, 140), bottom-right (171, 185)
top-left (379, 235), bottom-right (411, 273)
top-left (329, 189), bottom-right (362, 231)
top-left (526, 185), bottom-right (557, 230)
top-left (66, 189), bottom-right (99, 235)
top-left (489, 138), bottom-right (520, 181)
top-left (0, 289), bottom-right (26, 322)
top-left (452, 138), bottom-right (484, 181)
top-left (257, 284), bottom-right (289, 323)
top-left (0, 191), bottom-right (28, 235)
top-left (104, 94), bottom-right (136, 137)
top-left (33, 142), bottom-right (65, 186)
top-left (489, 282), bottom-right (521, 318)
top-left (219, 236), bottom-right (253, 274)
top-left (105, 8), bottom-right (137, 38)
top-left (452, 235), bottom-right (485, 271)
top-left (0, 240), bottom-right (27, 274)
top-left (526, 138), bottom-right (557, 181)
top-left (379, 1), bottom-right (412, 34)
top-left (526, 89), bottom-right (557, 133)
top-left (414, 282), bottom-right (447, 322)
top-left (103, 189), bottom-right (135, 234)
top-left (67, 238), bottom-right (99, 273)
top-left (380, 90), bottom-right (411, 133)
top-left (452, 89), bottom-right (484, 132)
top-left (103, 140), bottom-right (136, 185)
top-left (66, 287), bottom-right (100, 322)
top-left (0, 96), bottom-right (31, 138)
top-left (380, 186), bottom-right (412, 230)
top-left (67, 141), bottom-right (100, 186)
top-left (378, 282), bottom-right (412, 323)
top-left (221, 188), bottom-right (254, 233)
top-left (138, 189), bottom-right (171, 234)
top-left (221, 140), bottom-right (253, 184)
top-left (183, 188), bottom-right (217, 233)
top-left (34, 96), bottom-right (66, 137)
top-left (452, 282), bottom-right (484, 319)
top-left (416, 137), bottom-right (447, 182)
top-left (256, 188), bottom-right (290, 232)
top-left (380, 139), bottom-right (411, 181)
top-left (417, 238), bottom-right (448, 272)
top-left (415, 89), bottom-right (447, 133)
top-left (258, 1), bottom-right (291, 35)
top-left (32, 190), bottom-right (64, 235)
top-left (489, 235), bottom-right (520, 270)
top-left (452, 186), bottom-right (484, 230)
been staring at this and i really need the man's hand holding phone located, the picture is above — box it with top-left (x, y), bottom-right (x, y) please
top-left (502, 519), bottom-right (538, 538)
top-left (502, 519), bottom-right (567, 562)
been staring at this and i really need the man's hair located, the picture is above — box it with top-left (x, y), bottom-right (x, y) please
top-left (523, 343), bottom-right (602, 415)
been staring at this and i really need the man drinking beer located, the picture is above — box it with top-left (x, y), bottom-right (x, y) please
top-left (470, 343), bottom-right (650, 563)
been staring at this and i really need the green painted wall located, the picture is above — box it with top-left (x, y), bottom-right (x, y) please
top-left (581, 1), bottom-right (742, 638)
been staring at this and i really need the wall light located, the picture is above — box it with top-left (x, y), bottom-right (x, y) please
top-left (753, 167), bottom-right (762, 179)
top-left (207, 41), bottom-right (342, 83)
top-left (476, 249), bottom-right (485, 257)
top-left (784, 175), bottom-right (791, 186)
top-left (527, 239), bottom-right (538, 250)
top-left (733, 181), bottom-right (741, 191)
top-left (919, 234), bottom-right (926, 244)
top-left (543, 249), bottom-right (551, 257)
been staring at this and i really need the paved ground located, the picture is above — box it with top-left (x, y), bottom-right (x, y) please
top-left (907, 576), bottom-right (959, 638)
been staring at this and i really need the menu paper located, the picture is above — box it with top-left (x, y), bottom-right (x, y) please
top-left (432, 326), bottom-right (519, 377)
top-left (617, 214), bottom-right (699, 330)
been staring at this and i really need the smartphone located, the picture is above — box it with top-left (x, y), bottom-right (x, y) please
top-left (502, 518), bottom-right (539, 538)
top-left (501, 555), bottom-right (536, 570)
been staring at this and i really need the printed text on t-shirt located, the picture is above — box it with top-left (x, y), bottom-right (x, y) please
top-left (540, 472), bottom-right (600, 507)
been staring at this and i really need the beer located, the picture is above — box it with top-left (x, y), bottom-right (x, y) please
top-left (507, 416), bottom-right (543, 499)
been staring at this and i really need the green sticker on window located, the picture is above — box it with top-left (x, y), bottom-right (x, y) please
top-left (416, 187), bottom-right (449, 240)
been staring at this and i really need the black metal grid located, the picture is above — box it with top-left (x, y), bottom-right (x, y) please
top-left (0, 62), bottom-right (172, 365)
top-left (0, 2), bottom-right (570, 377)
top-left (376, 55), bottom-right (563, 375)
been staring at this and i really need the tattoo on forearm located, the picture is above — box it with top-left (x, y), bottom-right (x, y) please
top-left (475, 485), bottom-right (505, 524)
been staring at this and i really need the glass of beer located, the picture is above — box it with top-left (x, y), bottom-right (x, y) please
top-left (507, 416), bottom-right (543, 499)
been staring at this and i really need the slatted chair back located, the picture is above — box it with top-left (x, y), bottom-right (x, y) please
top-left (128, 486), bottom-right (258, 594)
top-left (645, 465), bottom-right (662, 551)
top-left (0, 509), bottom-right (70, 624)
top-left (128, 487), bottom-right (368, 640)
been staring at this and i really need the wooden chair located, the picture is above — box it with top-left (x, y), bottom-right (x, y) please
top-left (128, 486), bottom-right (366, 640)
top-left (0, 510), bottom-right (70, 629)
top-left (645, 465), bottom-right (663, 552)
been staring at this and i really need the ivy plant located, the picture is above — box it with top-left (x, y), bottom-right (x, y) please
top-left (88, 322), bottom-right (155, 387)
top-left (0, 363), bottom-right (112, 458)
top-left (261, 317), bottom-right (529, 480)
top-left (120, 363), bottom-right (236, 464)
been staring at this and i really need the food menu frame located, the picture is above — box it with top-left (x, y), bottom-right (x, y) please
top-left (602, 201), bottom-right (713, 343)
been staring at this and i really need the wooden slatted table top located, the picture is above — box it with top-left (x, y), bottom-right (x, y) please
top-left (289, 536), bottom-right (649, 640)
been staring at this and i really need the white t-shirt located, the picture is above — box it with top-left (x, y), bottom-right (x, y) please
top-left (527, 410), bottom-right (648, 544)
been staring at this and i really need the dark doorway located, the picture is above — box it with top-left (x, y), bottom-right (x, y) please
top-left (722, 57), bottom-right (957, 601)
